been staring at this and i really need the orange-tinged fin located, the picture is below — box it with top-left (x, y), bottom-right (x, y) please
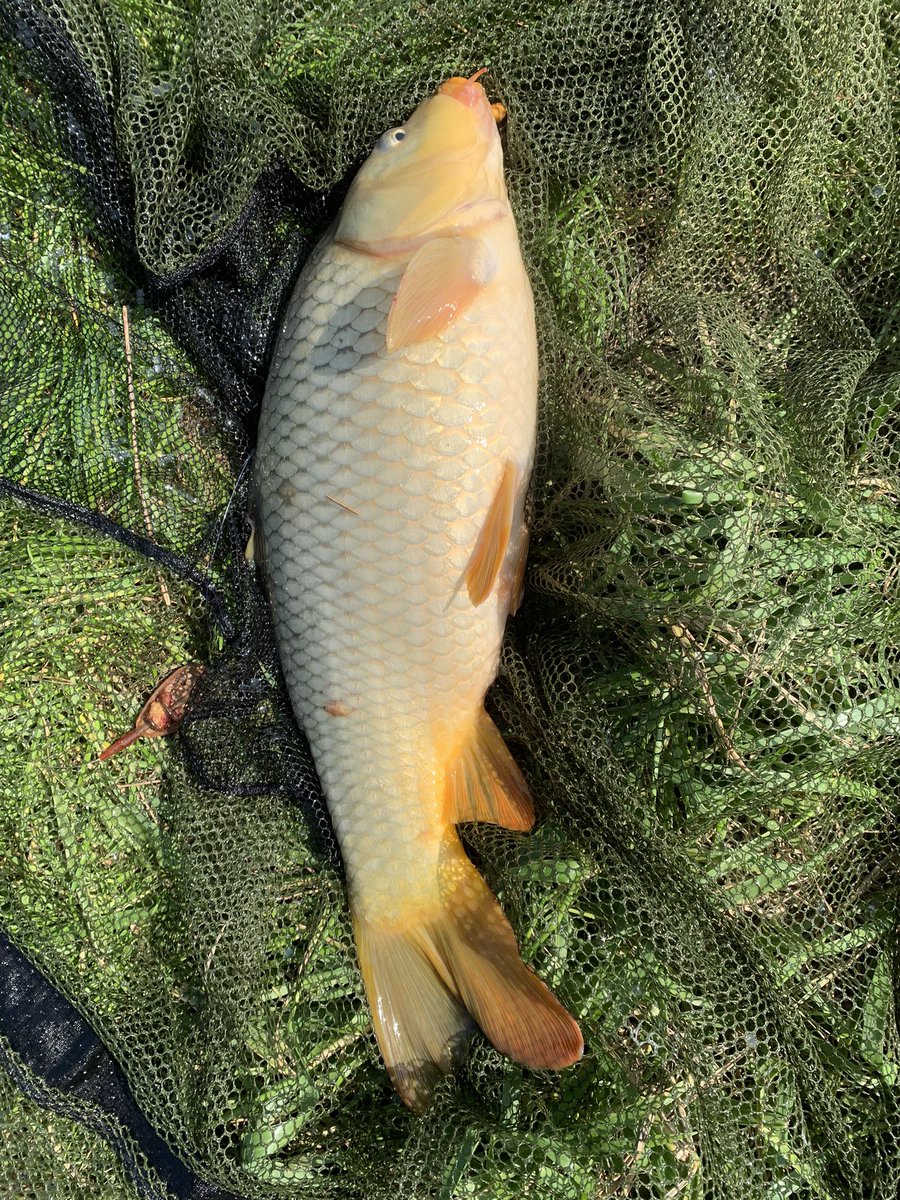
top-left (354, 913), bottom-right (473, 1112)
top-left (354, 835), bottom-right (583, 1112)
top-left (436, 842), bottom-right (583, 1073)
top-left (386, 236), bottom-right (491, 352)
top-left (507, 526), bottom-right (530, 617)
top-left (446, 707), bottom-right (534, 831)
top-left (465, 459), bottom-right (517, 605)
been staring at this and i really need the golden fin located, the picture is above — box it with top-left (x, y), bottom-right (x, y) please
top-left (438, 839), bottom-right (584, 1073)
top-left (354, 835), bottom-right (583, 1112)
top-left (386, 236), bottom-right (491, 352)
top-left (446, 708), bottom-right (534, 831)
top-left (507, 526), bottom-right (530, 616)
top-left (465, 460), bottom-right (517, 605)
top-left (354, 912), bottom-right (473, 1113)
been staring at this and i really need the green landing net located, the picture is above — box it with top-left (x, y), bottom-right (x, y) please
top-left (1, 0), bottom-right (898, 1197)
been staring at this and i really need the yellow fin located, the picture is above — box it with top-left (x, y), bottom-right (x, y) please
top-left (446, 708), bottom-right (534, 831)
top-left (354, 834), bottom-right (583, 1112)
top-left (507, 525), bottom-right (530, 616)
top-left (465, 460), bottom-right (517, 605)
top-left (354, 912), bottom-right (473, 1113)
top-left (437, 839), bottom-right (584, 1073)
top-left (386, 236), bottom-right (491, 352)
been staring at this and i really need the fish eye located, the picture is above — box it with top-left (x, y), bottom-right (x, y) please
top-left (376, 127), bottom-right (407, 151)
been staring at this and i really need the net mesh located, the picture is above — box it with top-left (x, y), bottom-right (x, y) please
top-left (0, 1038), bottom-right (164, 1200)
top-left (1, 0), bottom-right (899, 1196)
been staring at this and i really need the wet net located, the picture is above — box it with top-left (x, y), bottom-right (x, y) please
top-left (1, 0), bottom-right (899, 1196)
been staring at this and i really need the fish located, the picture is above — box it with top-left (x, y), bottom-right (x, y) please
top-left (254, 71), bottom-right (583, 1110)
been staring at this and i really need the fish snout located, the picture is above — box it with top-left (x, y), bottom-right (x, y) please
top-left (439, 70), bottom-right (489, 110)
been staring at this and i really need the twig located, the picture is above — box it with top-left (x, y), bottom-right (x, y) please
top-left (205, 923), bottom-right (227, 976)
top-left (665, 1100), bottom-right (701, 1198)
top-left (663, 618), bottom-right (751, 772)
top-left (326, 494), bottom-right (359, 515)
top-left (307, 1029), bottom-right (366, 1069)
top-left (607, 1117), bottom-right (652, 1194)
top-left (122, 304), bottom-right (171, 606)
top-left (708, 626), bottom-right (858, 750)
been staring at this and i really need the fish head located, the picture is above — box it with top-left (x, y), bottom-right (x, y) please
top-left (335, 72), bottom-right (508, 254)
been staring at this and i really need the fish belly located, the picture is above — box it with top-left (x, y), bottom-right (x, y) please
top-left (255, 234), bottom-right (537, 923)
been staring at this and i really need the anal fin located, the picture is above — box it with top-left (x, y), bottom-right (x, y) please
top-left (446, 708), bottom-right (534, 831)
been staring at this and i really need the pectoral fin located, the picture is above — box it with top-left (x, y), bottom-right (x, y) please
top-left (386, 237), bottom-right (492, 352)
top-left (465, 460), bottom-right (517, 606)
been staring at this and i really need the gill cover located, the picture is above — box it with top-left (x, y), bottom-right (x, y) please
top-left (335, 75), bottom-right (507, 254)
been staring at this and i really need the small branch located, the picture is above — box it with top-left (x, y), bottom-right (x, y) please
top-left (663, 618), bottom-right (751, 772)
top-left (307, 1029), bottom-right (366, 1068)
top-left (708, 626), bottom-right (858, 750)
top-left (123, 304), bottom-right (171, 607)
top-left (205, 923), bottom-right (227, 976)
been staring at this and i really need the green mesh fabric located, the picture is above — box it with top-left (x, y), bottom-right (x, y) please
top-left (0, 1039), bottom-right (157, 1200)
top-left (2, 0), bottom-right (899, 1196)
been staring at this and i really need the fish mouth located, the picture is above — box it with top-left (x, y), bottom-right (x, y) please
top-left (438, 69), bottom-right (489, 110)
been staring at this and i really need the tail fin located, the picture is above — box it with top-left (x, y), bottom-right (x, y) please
top-left (354, 837), bottom-right (583, 1111)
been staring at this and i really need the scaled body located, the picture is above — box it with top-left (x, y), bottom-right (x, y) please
top-left (260, 229), bottom-right (533, 916)
top-left (255, 74), bottom-right (581, 1108)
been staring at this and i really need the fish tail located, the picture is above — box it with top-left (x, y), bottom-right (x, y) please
top-left (353, 834), bottom-right (583, 1111)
